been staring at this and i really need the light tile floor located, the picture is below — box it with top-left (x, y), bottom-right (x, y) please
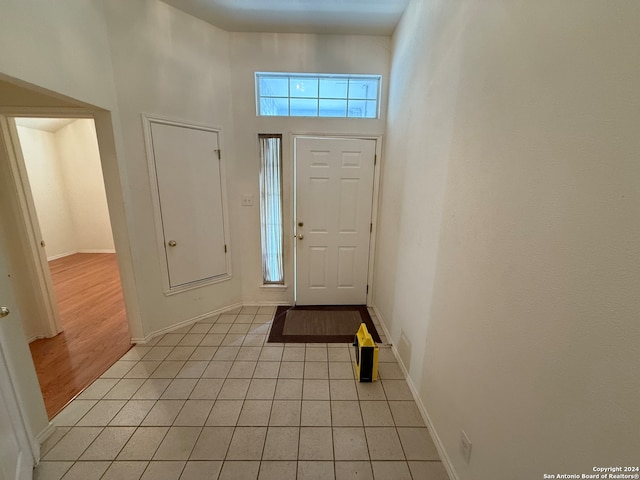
top-left (35, 306), bottom-right (449, 480)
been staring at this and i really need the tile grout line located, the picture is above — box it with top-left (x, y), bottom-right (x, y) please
top-left (41, 308), bottom-right (439, 480)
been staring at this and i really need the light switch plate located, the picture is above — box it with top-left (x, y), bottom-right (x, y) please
top-left (241, 194), bottom-right (253, 206)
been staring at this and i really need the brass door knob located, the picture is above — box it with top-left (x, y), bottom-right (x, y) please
top-left (168, 240), bottom-right (177, 247)
top-left (0, 306), bottom-right (10, 318)
top-left (298, 234), bottom-right (304, 240)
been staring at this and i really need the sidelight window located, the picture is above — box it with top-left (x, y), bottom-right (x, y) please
top-left (259, 134), bottom-right (284, 284)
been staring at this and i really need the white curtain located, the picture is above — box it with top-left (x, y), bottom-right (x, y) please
top-left (259, 135), bottom-right (284, 284)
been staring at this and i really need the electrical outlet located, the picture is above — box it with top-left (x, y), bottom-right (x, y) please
top-left (241, 194), bottom-right (253, 206)
top-left (460, 429), bottom-right (472, 464)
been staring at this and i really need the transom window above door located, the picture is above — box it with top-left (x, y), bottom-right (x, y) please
top-left (255, 73), bottom-right (381, 118)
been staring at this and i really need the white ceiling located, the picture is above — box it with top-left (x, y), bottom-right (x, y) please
top-left (160, 0), bottom-right (409, 35)
top-left (15, 117), bottom-right (76, 133)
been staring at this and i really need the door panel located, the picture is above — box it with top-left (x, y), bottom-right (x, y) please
top-left (0, 379), bottom-right (21, 480)
top-left (295, 137), bottom-right (376, 305)
top-left (0, 240), bottom-right (33, 480)
top-left (150, 122), bottom-right (228, 289)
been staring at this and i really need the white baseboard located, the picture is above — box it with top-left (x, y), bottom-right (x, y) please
top-left (46, 251), bottom-right (77, 261)
top-left (131, 302), bottom-right (244, 344)
top-left (241, 301), bottom-right (286, 307)
top-left (131, 301), bottom-right (289, 344)
top-left (77, 249), bottom-right (116, 254)
top-left (35, 422), bottom-right (55, 462)
top-left (372, 305), bottom-right (459, 480)
top-left (26, 334), bottom-right (46, 344)
top-left (47, 249), bottom-right (116, 261)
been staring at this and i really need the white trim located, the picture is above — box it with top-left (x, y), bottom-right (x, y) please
top-left (0, 324), bottom-right (38, 469)
top-left (1, 106), bottom-right (144, 344)
top-left (45, 251), bottom-right (78, 261)
top-left (242, 301), bottom-right (287, 307)
top-left (162, 274), bottom-right (233, 296)
top-left (131, 301), bottom-right (290, 344)
top-left (131, 302), bottom-right (243, 344)
top-left (0, 107), bottom-right (93, 117)
top-left (259, 284), bottom-right (289, 291)
top-left (367, 137), bottom-right (383, 307)
top-left (35, 422), bottom-right (56, 461)
top-left (290, 132), bottom-right (383, 307)
top-left (372, 305), bottom-right (459, 480)
top-left (26, 335), bottom-right (48, 344)
top-left (141, 114), bottom-right (233, 296)
top-left (0, 116), bottom-right (62, 337)
top-left (76, 249), bottom-right (116, 254)
top-left (46, 249), bottom-right (117, 261)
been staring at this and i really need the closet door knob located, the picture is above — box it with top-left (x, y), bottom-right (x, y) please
top-left (0, 307), bottom-right (9, 318)
top-left (168, 240), bottom-right (177, 247)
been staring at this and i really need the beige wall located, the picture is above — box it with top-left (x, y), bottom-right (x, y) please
top-left (102, 0), bottom-right (242, 337)
top-left (374, 0), bottom-right (640, 478)
top-left (0, 0), bottom-right (134, 445)
top-left (18, 120), bottom-right (114, 264)
top-left (18, 126), bottom-right (78, 261)
top-left (2, 0), bottom-right (638, 469)
top-left (0, 0), bottom-right (118, 110)
top-left (229, 32), bottom-right (390, 305)
top-left (56, 119), bottom-right (115, 254)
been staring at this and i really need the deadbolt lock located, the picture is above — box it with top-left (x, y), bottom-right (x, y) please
top-left (298, 222), bottom-right (304, 227)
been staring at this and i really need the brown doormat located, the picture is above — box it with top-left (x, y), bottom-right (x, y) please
top-left (268, 305), bottom-right (382, 344)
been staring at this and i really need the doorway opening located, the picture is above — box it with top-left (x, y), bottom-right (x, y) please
top-left (12, 117), bottom-right (131, 418)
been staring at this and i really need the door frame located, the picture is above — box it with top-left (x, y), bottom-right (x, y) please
top-left (291, 133), bottom-right (383, 307)
top-left (142, 114), bottom-right (233, 296)
top-left (0, 106), bottom-right (143, 341)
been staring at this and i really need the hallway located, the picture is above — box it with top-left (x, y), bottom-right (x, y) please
top-left (35, 306), bottom-right (447, 480)
top-left (29, 253), bottom-right (131, 418)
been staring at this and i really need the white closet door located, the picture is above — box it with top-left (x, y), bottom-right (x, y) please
top-left (150, 121), bottom-right (228, 289)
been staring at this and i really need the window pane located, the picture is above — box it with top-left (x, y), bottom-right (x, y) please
top-left (319, 99), bottom-right (347, 117)
top-left (256, 73), bottom-right (380, 118)
top-left (348, 100), bottom-right (377, 118)
top-left (348, 78), bottom-right (379, 100)
top-left (290, 98), bottom-right (318, 117)
top-left (319, 78), bottom-right (348, 99)
top-left (260, 97), bottom-right (288, 116)
top-left (259, 76), bottom-right (288, 97)
top-left (289, 77), bottom-right (318, 98)
top-left (259, 135), bottom-right (284, 284)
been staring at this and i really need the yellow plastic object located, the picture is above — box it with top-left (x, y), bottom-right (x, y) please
top-left (353, 323), bottom-right (379, 382)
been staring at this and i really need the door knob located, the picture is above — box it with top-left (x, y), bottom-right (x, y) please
top-left (0, 306), bottom-right (9, 318)
top-left (298, 234), bottom-right (304, 240)
top-left (168, 240), bottom-right (177, 247)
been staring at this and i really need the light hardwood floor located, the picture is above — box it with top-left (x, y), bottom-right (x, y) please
top-left (29, 253), bottom-right (132, 419)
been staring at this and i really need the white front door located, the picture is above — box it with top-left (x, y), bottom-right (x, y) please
top-left (295, 137), bottom-right (376, 305)
top-left (0, 244), bottom-right (33, 480)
